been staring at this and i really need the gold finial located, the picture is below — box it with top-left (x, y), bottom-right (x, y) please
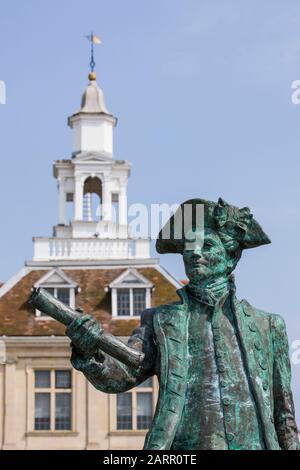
top-left (89, 72), bottom-right (97, 81)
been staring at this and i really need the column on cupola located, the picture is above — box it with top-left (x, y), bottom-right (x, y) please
top-left (119, 184), bottom-right (128, 226)
top-left (74, 176), bottom-right (84, 220)
top-left (102, 177), bottom-right (112, 221)
top-left (58, 177), bottom-right (67, 225)
top-left (83, 192), bottom-right (93, 221)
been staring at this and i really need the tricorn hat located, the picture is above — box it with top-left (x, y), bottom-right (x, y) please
top-left (156, 198), bottom-right (271, 254)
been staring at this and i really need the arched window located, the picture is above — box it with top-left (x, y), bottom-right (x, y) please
top-left (83, 176), bottom-right (102, 221)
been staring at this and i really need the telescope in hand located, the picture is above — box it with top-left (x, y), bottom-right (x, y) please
top-left (29, 288), bottom-right (145, 369)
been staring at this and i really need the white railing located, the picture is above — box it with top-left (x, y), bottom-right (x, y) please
top-left (33, 237), bottom-right (150, 261)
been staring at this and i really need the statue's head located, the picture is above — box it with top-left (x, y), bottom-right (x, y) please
top-left (181, 227), bottom-right (241, 283)
top-left (156, 198), bottom-right (271, 283)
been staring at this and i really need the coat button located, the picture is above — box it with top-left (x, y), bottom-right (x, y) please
top-left (214, 333), bottom-right (221, 341)
top-left (222, 397), bottom-right (231, 406)
top-left (262, 381), bottom-right (268, 391)
top-left (227, 432), bottom-right (235, 442)
top-left (259, 361), bottom-right (267, 370)
top-left (220, 380), bottom-right (227, 388)
top-left (218, 365), bottom-right (226, 373)
top-left (249, 322), bottom-right (257, 332)
top-left (254, 341), bottom-right (262, 351)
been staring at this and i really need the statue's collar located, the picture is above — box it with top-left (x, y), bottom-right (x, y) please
top-left (177, 274), bottom-right (236, 308)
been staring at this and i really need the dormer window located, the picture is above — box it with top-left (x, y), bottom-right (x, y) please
top-left (33, 269), bottom-right (78, 319)
top-left (117, 288), bottom-right (146, 317)
top-left (109, 269), bottom-right (153, 318)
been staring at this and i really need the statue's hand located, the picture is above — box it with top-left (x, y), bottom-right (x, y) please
top-left (66, 314), bottom-right (104, 358)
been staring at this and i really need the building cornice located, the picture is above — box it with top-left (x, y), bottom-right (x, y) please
top-left (68, 111), bottom-right (117, 127)
top-left (0, 335), bottom-right (128, 347)
top-left (0, 336), bottom-right (70, 347)
top-left (25, 258), bottom-right (159, 268)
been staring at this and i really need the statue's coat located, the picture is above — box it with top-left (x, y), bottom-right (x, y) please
top-left (72, 286), bottom-right (299, 450)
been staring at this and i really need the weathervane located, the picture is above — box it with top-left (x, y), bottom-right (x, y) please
top-left (85, 32), bottom-right (102, 76)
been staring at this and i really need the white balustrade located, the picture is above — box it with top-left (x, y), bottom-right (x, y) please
top-left (33, 237), bottom-right (149, 261)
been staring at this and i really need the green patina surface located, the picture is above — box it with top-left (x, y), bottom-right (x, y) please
top-left (62, 198), bottom-right (299, 450)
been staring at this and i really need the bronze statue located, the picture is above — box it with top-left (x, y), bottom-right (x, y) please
top-left (30, 198), bottom-right (299, 450)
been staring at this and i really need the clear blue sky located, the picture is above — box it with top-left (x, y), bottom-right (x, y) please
top-left (1, 0), bottom-right (300, 424)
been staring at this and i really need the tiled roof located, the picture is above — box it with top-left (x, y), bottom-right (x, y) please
top-left (0, 267), bottom-right (179, 336)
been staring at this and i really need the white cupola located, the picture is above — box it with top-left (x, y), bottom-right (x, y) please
top-left (68, 72), bottom-right (117, 157)
top-left (32, 64), bottom-right (151, 262)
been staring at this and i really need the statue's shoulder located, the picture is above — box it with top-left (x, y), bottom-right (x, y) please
top-left (141, 300), bottom-right (183, 321)
top-left (140, 307), bottom-right (156, 324)
top-left (240, 298), bottom-right (274, 319)
top-left (240, 299), bottom-right (286, 329)
top-left (155, 300), bottom-right (183, 313)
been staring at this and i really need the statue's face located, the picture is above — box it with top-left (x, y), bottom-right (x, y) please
top-left (183, 228), bottom-right (236, 283)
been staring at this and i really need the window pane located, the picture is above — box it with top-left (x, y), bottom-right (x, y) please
top-left (35, 370), bottom-right (50, 388)
top-left (137, 377), bottom-right (152, 388)
top-left (117, 393), bottom-right (132, 430)
top-left (55, 370), bottom-right (71, 389)
top-left (133, 289), bottom-right (146, 316)
top-left (35, 393), bottom-right (50, 430)
top-left (55, 393), bottom-right (71, 430)
top-left (56, 288), bottom-right (70, 306)
top-left (44, 288), bottom-right (55, 296)
top-left (137, 392), bottom-right (152, 430)
top-left (117, 289), bottom-right (130, 316)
